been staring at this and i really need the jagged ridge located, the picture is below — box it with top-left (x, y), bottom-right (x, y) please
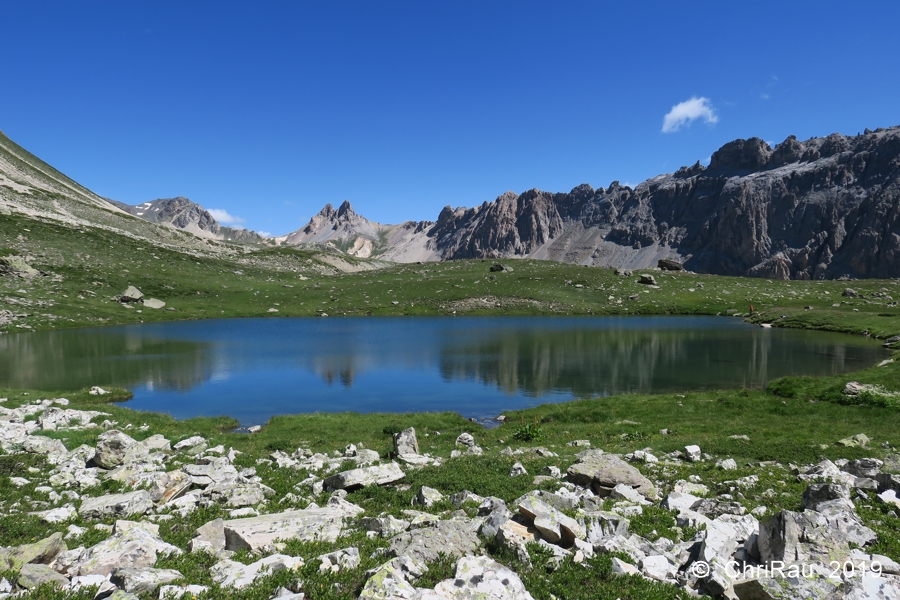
top-left (285, 126), bottom-right (900, 279)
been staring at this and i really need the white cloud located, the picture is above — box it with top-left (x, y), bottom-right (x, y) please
top-left (662, 96), bottom-right (718, 133)
top-left (208, 208), bottom-right (245, 225)
top-left (257, 231), bottom-right (272, 238)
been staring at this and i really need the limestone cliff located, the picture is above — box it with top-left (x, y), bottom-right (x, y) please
top-left (287, 126), bottom-right (900, 279)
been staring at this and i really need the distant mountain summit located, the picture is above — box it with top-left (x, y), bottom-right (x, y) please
top-left (109, 197), bottom-right (264, 243)
top-left (280, 200), bottom-right (432, 259)
top-left (284, 125), bottom-right (900, 279)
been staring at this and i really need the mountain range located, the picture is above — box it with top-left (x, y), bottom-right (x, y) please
top-left (280, 126), bottom-right (900, 279)
top-left (2, 125), bottom-right (899, 279)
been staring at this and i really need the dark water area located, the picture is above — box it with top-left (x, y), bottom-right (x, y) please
top-left (0, 316), bottom-right (887, 425)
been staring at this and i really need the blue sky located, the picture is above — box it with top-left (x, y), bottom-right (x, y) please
top-left (3, 2), bottom-right (898, 237)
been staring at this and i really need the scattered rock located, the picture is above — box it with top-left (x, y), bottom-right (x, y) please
top-left (70, 520), bottom-right (182, 577)
top-left (392, 427), bottom-right (419, 456)
top-left (17, 564), bottom-right (69, 589)
top-left (143, 298), bottom-right (166, 309)
top-left (837, 433), bottom-right (871, 448)
top-left (428, 555), bottom-right (535, 600)
top-left (455, 433), bottom-right (475, 448)
top-left (566, 452), bottom-right (656, 499)
top-left (211, 554), bottom-right (303, 589)
top-left (94, 430), bottom-right (138, 469)
top-left (120, 286), bottom-right (144, 303)
top-left (414, 486), bottom-right (444, 508)
top-left (657, 259), bottom-right (683, 271)
top-left (0, 255), bottom-right (41, 278)
top-left (509, 462), bottom-right (528, 477)
top-left (684, 444), bottom-right (702, 462)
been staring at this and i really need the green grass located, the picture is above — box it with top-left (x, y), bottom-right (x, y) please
top-left (4, 208), bottom-right (900, 340)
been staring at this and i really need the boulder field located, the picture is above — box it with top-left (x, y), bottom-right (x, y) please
top-left (1, 399), bottom-right (899, 599)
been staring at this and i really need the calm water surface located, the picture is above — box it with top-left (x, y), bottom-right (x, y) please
top-left (0, 316), bottom-right (887, 425)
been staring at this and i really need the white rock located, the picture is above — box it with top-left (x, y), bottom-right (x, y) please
top-left (611, 557), bottom-right (641, 576)
top-left (716, 458), bottom-right (738, 470)
top-left (211, 554), bottom-right (304, 589)
top-left (661, 491), bottom-right (700, 512)
top-left (509, 462), bottom-right (528, 477)
top-left (640, 554), bottom-right (676, 581)
top-left (427, 555), bottom-right (535, 600)
top-left (31, 503), bottom-right (77, 523)
top-left (610, 483), bottom-right (651, 505)
top-left (684, 445), bottom-right (702, 462)
top-left (455, 433), bottom-right (475, 447)
top-left (223, 504), bottom-right (362, 552)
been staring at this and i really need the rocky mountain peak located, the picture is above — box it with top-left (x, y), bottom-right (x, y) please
top-left (315, 201), bottom-right (357, 225)
top-left (708, 137), bottom-right (772, 172)
top-left (336, 200), bottom-right (355, 219)
top-left (316, 203), bottom-right (336, 218)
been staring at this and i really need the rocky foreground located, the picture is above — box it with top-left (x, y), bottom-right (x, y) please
top-left (1, 395), bottom-right (900, 599)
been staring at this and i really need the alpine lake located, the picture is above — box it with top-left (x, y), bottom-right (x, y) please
top-left (0, 316), bottom-right (888, 426)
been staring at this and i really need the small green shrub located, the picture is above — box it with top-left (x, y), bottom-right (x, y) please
top-left (513, 423), bottom-right (543, 442)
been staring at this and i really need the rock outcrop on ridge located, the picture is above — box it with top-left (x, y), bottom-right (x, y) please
top-left (285, 126), bottom-right (900, 279)
top-left (108, 197), bottom-right (265, 244)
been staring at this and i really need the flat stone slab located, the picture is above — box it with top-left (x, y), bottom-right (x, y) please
top-left (223, 505), bottom-right (359, 551)
top-left (323, 462), bottom-right (405, 490)
top-left (387, 519), bottom-right (481, 564)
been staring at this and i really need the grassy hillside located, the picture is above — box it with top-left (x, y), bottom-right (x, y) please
top-left (2, 208), bottom-right (900, 339)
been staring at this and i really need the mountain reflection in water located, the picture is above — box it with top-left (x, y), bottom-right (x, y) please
top-left (0, 317), bottom-right (885, 424)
